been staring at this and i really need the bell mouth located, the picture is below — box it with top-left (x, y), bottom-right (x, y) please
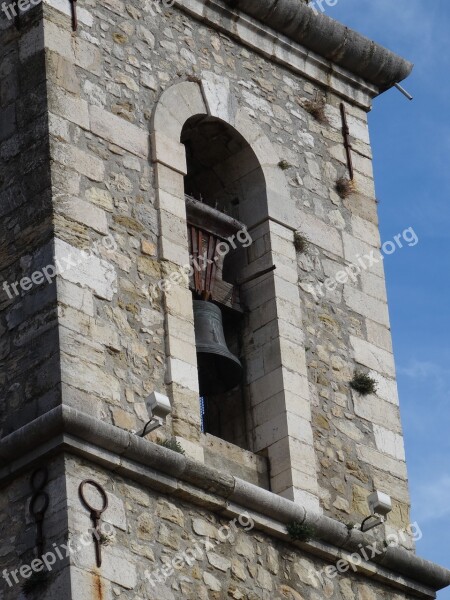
top-left (197, 351), bottom-right (242, 396)
top-left (193, 300), bottom-right (243, 396)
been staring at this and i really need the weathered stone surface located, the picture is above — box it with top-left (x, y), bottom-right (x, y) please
top-left (90, 105), bottom-right (149, 158)
top-left (55, 239), bottom-right (117, 301)
top-left (0, 5), bottom-right (422, 599)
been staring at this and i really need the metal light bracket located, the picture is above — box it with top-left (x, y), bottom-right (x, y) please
top-left (360, 513), bottom-right (385, 533)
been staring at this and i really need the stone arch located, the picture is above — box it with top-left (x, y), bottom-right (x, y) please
top-left (151, 74), bottom-right (320, 510)
top-left (151, 74), bottom-right (292, 227)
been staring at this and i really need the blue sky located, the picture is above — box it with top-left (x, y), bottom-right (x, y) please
top-left (326, 0), bottom-right (450, 596)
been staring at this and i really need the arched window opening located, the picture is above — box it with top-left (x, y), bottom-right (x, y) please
top-left (181, 116), bottom-right (266, 451)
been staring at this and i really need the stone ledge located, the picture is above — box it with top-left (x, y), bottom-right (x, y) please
top-left (0, 406), bottom-right (449, 597)
top-left (178, 0), bottom-right (379, 109)
top-left (222, 0), bottom-right (413, 91)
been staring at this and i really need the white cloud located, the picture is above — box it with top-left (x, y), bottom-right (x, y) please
top-left (398, 360), bottom-right (450, 397)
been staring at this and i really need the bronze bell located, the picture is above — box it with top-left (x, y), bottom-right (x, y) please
top-left (193, 300), bottom-right (243, 395)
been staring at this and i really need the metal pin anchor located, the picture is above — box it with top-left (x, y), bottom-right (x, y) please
top-left (29, 467), bottom-right (50, 557)
top-left (70, 0), bottom-right (78, 31)
top-left (79, 480), bottom-right (109, 567)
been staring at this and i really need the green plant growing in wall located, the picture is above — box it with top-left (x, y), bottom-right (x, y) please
top-left (294, 232), bottom-right (310, 254)
top-left (286, 520), bottom-right (317, 543)
top-left (158, 438), bottom-right (186, 455)
top-left (350, 371), bottom-right (378, 396)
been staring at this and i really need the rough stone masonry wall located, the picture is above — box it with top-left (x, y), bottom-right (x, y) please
top-left (290, 99), bottom-right (410, 539)
top-left (0, 457), bottom-right (71, 600)
top-left (65, 454), bottom-right (418, 600)
top-left (0, 8), bottom-right (60, 437)
top-left (3, 0), bottom-right (410, 544)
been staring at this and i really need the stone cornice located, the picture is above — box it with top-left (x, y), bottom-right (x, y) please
top-left (176, 0), bottom-right (412, 109)
top-left (223, 0), bottom-right (413, 90)
top-left (1, 406), bottom-right (449, 598)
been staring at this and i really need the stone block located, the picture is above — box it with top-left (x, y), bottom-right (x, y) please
top-left (151, 131), bottom-right (187, 174)
top-left (165, 334), bottom-right (197, 367)
top-left (48, 86), bottom-right (89, 129)
top-left (43, 20), bottom-right (75, 63)
top-left (55, 238), bottom-right (117, 301)
top-left (85, 187), bottom-right (114, 212)
top-left (90, 105), bottom-right (149, 158)
top-left (281, 487), bottom-right (321, 512)
top-left (91, 319), bottom-right (121, 351)
top-left (159, 209), bottom-right (189, 246)
top-left (202, 71), bottom-right (237, 123)
top-left (75, 544), bottom-right (137, 589)
top-left (155, 163), bottom-right (185, 199)
top-left (373, 424), bottom-right (406, 461)
top-left (157, 189), bottom-right (187, 220)
top-left (174, 436), bottom-right (204, 463)
top-left (360, 271), bottom-right (387, 302)
top-left (252, 389), bottom-right (311, 426)
top-left (350, 335), bottom-right (396, 378)
top-left (372, 471), bottom-right (410, 504)
top-left (46, 0), bottom-right (94, 26)
top-left (365, 319), bottom-right (393, 353)
top-left (287, 415), bottom-right (315, 447)
top-left (342, 232), bottom-right (383, 275)
top-left (369, 371), bottom-right (399, 405)
top-left (296, 211), bottom-right (343, 257)
top-left (351, 214), bottom-right (380, 247)
top-left (344, 286), bottom-right (390, 327)
top-left (56, 279), bottom-right (94, 316)
top-left (51, 140), bottom-right (105, 181)
top-left (164, 284), bottom-right (194, 320)
top-left (165, 357), bottom-right (199, 393)
top-left (49, 113), bottom-right (71, 142)
top-left (159, 237), bottom-right (190, 267)
top-left (353, 393), bottom-right (402, 434)
top-left (356, 444), bottom-right (407, 479)
top-left (74, 37), bottom-right (102, 76)
top-left (59, 196), bottom-right (109, 234)
top-left (253, 411), bottom-right (288, 452)
top-left (61, 353), bottom-right (121, 403)
top-left (70, 567), bottom-right (113, 600)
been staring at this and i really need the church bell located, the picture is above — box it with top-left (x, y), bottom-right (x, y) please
top-left (193, 300), bottom-right (243, 395)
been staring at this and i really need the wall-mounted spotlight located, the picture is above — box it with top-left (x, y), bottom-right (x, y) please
top-left (136, 392), bottom-right (172, 438)
top-left (360, 491), bottom-right (392, 532)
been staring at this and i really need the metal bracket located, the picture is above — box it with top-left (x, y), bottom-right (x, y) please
top-left (70, 0), bottom-right (78, 31)
top-left (340, 102), bottom-right (354, 180)
top-left (360, 514), bottom-right (385, 533)
top-left (137, 417), bottom-right (164, 438)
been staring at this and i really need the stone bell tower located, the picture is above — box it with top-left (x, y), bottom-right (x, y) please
top-left (1, 0), bottom-right (449, 598)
